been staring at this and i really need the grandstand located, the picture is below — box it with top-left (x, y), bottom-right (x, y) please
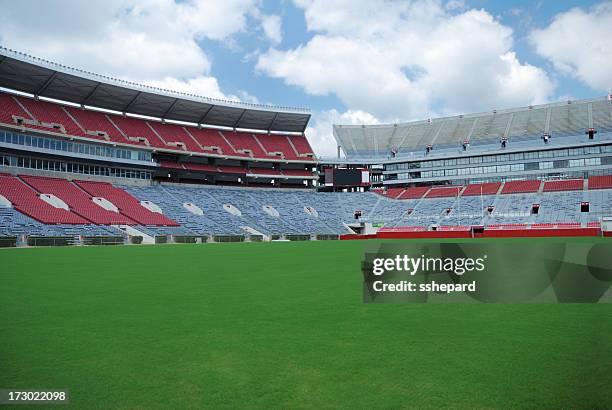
top-left (334, 97), bottom-right (612, 158)
top-left (0, 47), bottom-right (612, 245)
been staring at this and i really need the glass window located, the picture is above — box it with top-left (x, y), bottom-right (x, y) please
top-left (585, 157), bottom-right (601, 166)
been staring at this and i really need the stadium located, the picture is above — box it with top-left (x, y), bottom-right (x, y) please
top-left (1, 5), bottom-right (612, 407)
top-left (0, 47), bottom-right (611, 243)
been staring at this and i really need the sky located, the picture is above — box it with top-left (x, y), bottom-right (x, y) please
top-left (0, 0), bottom-right (611, 158)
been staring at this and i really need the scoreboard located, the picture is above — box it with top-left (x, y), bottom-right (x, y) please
top-left (324, 168), bottom-right (370, 187)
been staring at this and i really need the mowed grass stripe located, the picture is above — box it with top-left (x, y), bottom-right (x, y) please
top-left (1, 239), bottom-right (611, 408)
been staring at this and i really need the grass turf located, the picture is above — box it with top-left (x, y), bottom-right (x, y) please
top-left (1, 238), bottom-right (611, 408)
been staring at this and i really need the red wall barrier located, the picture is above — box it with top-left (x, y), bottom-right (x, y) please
top-left (339, 234), bottom-right (378, 240)
top-left (342, 228), bottom-right (605, 240)
top-left (376, 230), bottom-right (472, 239)
top-left (482, 227), bottom-right (600, 238)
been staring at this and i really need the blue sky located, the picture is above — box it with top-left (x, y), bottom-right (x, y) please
top-left (0, 0), bottom-right (611, 156)
top-left (207, 0), bottom-right (606, 109)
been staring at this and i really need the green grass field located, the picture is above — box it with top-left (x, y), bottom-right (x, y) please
top-left (1, 239), bottom-right (611, 408)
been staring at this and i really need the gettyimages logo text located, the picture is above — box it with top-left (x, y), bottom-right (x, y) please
top-left (371, 254), bottom-right (487, 276)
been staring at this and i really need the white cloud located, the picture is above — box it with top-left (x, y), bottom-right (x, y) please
top-left (260, 14), bottom-right (283, 44)
top-left (530, 2), bottom-right (612, 91)
top-left (257, 0), bottom-right (555, 122)
top-left (0, 0), bottom-right (261, 100)
top-left (306, 109), bottom-right (379, 158)
top-left (445, 0), bottom-right (466, 11)
top-left (144, 77), bottom-right (232, 101)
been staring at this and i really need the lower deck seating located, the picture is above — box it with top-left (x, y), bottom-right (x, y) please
top-left (0, 175), bottom-right (88, 224)
top-left (588, 175), bottom-right (612, 190)
top-left (2, 177), bottom-right (612, 238)
top-left (543, 179), bottom-right (583, 192)
top-left (76, 180), bottom-right (179, 226)
top-left (22, 175), bottom-right (134, 225)
top-left (501, 180), bottom-right (541, 194)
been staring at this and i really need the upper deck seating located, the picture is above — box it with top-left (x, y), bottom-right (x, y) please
top-left (288, 135), bottom-right (316, 159)
top-left (0, 91), bottom-right (317, 161)
top-left (16, 97), bottom-right (86, 138)
top-left (109, 115), bottom-right (166, 148)
top-left (223, 131), bottom-right (270, 158)
top-left (147, 122), bottom-right (201, 153)
top-left (256, 134), bottom-right (300, 160)
top-left (64, 106), bottom-right (124, 143)
top-left (0, 93), bottom-right (53, 133)
top-left (186, 128), bottom-right (246, 157)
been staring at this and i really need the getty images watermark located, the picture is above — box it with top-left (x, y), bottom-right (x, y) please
top-left (362, 242), bottom-right (612, 303)
top-left (371, 253), bottom-right (486, 293)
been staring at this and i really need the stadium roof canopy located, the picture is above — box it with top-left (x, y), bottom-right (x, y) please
top-left (0, 47), bottom-right (310, 133)
top-left (334, 96), bottom-right (612, 159)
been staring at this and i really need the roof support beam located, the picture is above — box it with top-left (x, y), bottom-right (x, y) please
top-left (268, 112), bottom-right (279, 133)
top-left (301, 114), bottom-right (311, 133)
top-left (80, 82), bottom-right (101, 106)
top-left (161, 98), bottom-right (180, 120)
top-left (35, 72), bottom-right (58, 97)
top-left (123, 91), bottom-right (142, 114)
top-left (0, 52), bottom-right (311, 133)
top-left (198, 105), bottom-right (215, 125)
top-left (233, 109), bottom-right (248, 129)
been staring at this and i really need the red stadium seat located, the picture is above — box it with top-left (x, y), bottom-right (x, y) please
top-left (255, 134), bottom-right (300, 160)
top-left (397, 187), bottom-right (430, 199)
top-left (223, 131), bottom-right (270, 158)
top-left (16, 96), bottom-right (87, 138)
top-left (21, 175), bottom-right (134, 225)
top-left (110, 115), bottom-right (166, 148)
top-left (75, 180), bottom-right (179, 226)
top-left (462, 182), bottom-right (501, 196)
top-left (288, 135), bottom-right (316, 159)
top-left (187, 128), bottom-right (246, 157)
top-left (0, 175), bottom-right (88, 224)
top-left (63, 106), bottom-right (125, 142)
top-left (425, 186), bottom-right (462, 198)
top-left (500, 180), bottom-right (541, 194)
top-left (148, 122), bottom-right (202, 153)
top-left (543, 179), bottom-right (583, 192)
top-left (588, 175), bottom-right (612, 190)
top-left (0, 91), bottom-right (317, 161)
